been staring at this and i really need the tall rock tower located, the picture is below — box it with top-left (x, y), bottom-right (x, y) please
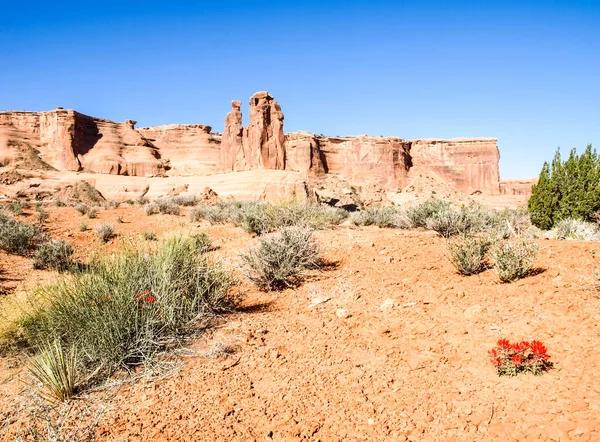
top-left (220, 91), bottom-right (285, 171)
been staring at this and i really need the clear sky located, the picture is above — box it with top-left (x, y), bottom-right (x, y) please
top-left (1, 0), bottom-right (598, 178)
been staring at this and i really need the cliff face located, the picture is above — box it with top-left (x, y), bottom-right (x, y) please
top-left (1, 93), bottom-right (507, 196)
top-left (408, 138), bottom-right (501, 195)
top-left (138, 124), bottom-right (219, 176)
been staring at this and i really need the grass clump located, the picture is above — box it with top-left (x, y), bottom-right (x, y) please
top-left (447, 235), bottom-right (493, 275)
top-left (549, 218), bottom-right (600, 241)
top-left (491, 238), bottom-right (539, 282)
top-left (0, 214), bottom-right (37, 255)
top-left (241, 226), bottom-right (320, 290)
top-left (406, 198), bottom-right (452, 228)
top-left (33, 240), bottom-right (74, 272)
top-left (86, 208), bottom-right (97, 219)
top-left (94, 223), bottom-right (114, 243)
top-left (78, 222), bottom-right (88, 232)
top-left (142, 231), bottom-right (157, 241)
top-left (173, 194), bottom-right (197, 207)
top-left (145, 198), bottom-right (181, 216)
top-left (28, 340), bottom-right (79, 402)
top-left (349, 207), bottom-right (411, 228)
top-left (15, 233), bottom-right (234, 389)
top-left (75, 203), bottom-right (89, 215)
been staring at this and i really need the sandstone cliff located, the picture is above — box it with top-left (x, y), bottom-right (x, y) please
top-left (1, 93), bottom-right (511, 201)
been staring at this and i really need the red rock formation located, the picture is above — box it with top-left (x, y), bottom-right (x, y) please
top-left (500, 179), bottom-right (536, 196)
top-left (408, 138), bottom-right (500, 195)
top-left (284, 131), bottom-right (327, 176)
top-left (246, 91), bottom-right (285, 170)
top-left (138, 124), bottom-right (219, 176)
top-left (0, 109), bottom-right (164, 176)
top-left (220, 100), bottom-right (248, 171)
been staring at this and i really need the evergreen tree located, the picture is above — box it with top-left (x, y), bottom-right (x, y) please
top-left (528, 145), bottom-right (600, 229)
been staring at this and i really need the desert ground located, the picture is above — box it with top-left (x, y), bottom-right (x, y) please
top-left (0, 203), bottom-right (599, 441)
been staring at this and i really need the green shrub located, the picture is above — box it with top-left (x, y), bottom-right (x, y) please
top-left (86, 208), bottom-right (97, 219)
top-left (36, 210), bottom-right (48, 225)
top-left (17, 233), bottom-right (234, 385)
top-left (141, 231), bottom-right (157, 241)
top-left (549, 218), bottom-right (600, 241)
top-left (28, 340), bottom-right (79, 402)
top-left (426, 205), bottom-right (494, 238)
top-left (75, 203), bottom-right (89, 215)
top-left (528, 146), bottom-right (600, 229)
top-left (54, 200), bottom-right (67, 208)
top-left (78, 222), bottom-right (88, 232)
top-left (406, 199), bottom-right (452, 228)
top-left (0, 215), bottom-right (37, 255)
top-left (349, 207), bottom-right (411, 228)
top-left (491, 239), bottom-right (539, 282)
top-left (447, 235), bottom-right (493, 275)
top-left (94, 223), bottom-right (114, 243)
top-left (33, 240), bottom-right (74, 272)
top-left (6, 200), bottom-right (25, 216)
top-left (173, 194), bottom-right (197, 207)
top-left (146, 198), bottom-right (180, 216)
top-left (136, 196), bottom-right (149, 205)
top-left (241, 227), bottom-right (320, 290)
top-left (490, 208), bottom-right (532, 238)
top-left (108, 201), bottom-right (121, 209)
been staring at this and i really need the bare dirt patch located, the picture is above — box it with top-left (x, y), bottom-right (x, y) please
top-left (1, 206), bottom-right (599, 441)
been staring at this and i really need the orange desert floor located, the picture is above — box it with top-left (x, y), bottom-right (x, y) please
top-left (1, 205), bottom-right (599, 441)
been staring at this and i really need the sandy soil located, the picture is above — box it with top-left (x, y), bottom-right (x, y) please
top-left (1, 205), bottom-right (600, 441)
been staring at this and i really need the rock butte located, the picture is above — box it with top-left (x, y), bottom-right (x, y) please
top-left (0, 92), bottom-right (531, 201)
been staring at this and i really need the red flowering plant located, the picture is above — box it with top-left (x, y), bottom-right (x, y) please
top-left (134, 290), bottom-right (156, 306)
top-left (489, 339), bottom-right (552, 376)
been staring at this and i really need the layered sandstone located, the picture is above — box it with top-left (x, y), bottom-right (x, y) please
top-left (138, 124), bottom-right (219, 176)
top-left (500, 179), bottom-right (536, 196)
top-left (0, 109), bottom-right (164, 176)
top-left (1, 93), bottom-right (510, 201)
top-left (221, 92), bottom-right (286, 171)
top-left (408, 138), bottom-right (501, 195)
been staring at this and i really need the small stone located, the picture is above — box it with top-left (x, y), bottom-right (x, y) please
top-left (309, 297), bottom-right (330, 308)
top-left (368, 418), bottom-right (375, 426)
top-left (380, 299), bottom-right (395, 310)
top-left (336, 309), bottom-right (350, 318)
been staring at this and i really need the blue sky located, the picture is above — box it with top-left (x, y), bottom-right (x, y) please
top-left (1, 0), bottom-right (598, 178)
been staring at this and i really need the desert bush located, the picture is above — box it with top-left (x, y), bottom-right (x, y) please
top-left (124, 199), bottom-right (135, 205)
top-left (86, 208), bottom-right (97, 219)
top-left (94, 223), bottom-right (114, 243)
top-left (75, 203), bottom-right (89, 215)
top-left (241, 227), bottom-right (320, 289)
top-left (136, 196), bottom-right (149, 205)
top-left (147, 198), bottom-right (180, 216)
top-left (239, 201), bottom-right (348, 234)
top-left (36, 210), bottom-right (48, 225)
top-left (108, 201), bottom-right (120, 209)
top-left (549, 218), bottom-right (600, 241)
top-left (406, 198), bottom-right (452, 228)
top-left (173, 194), bottom-right (197, 207)
top-left (141, 231), bottom-right (157, 241)
top-left (54, 200), bottom-right (66, 208)
top-left (6, 200), bottom-right (25, 216)
top-left (17, 233), bottom-right (234, 386)
top-left (491, 238), bottom-right (539, 282)
top-left (447, 235), bottom-right (493, 275)
top-left (0, 215), bottom-right (37, 255)
top-left (34, 202), bottom-right (43, 212)
top-left (78, 222), bottom-right (88, 232)
top-left (28, 340), bottom-right (79, 402)
top-left (33, 240), bottom-right (74, 272)
top-left (490, 208), bottom-right (532, 238)
top-left (489, 339), bottom-right (552, 376)
top-left (117, 216), bottom-right (124, 224)
top-left (349, 207), bottom-right (411, 228)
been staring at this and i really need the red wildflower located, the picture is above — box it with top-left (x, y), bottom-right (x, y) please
top-left (511, 355), bottom-right (523, 366)
top-left (511, 341), bottom-right (529, 353)
top-left (145, 296), bottom-right (156, 304)
top-left (530, 341), bottom-right (548, 358)
top-left (497, 339), bottom-right (511, 350)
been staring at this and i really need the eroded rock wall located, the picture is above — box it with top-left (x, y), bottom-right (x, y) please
top-left (408, 138), bottom-right (501, 195)
top-left (138, 124), bottom-right (220, 176)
